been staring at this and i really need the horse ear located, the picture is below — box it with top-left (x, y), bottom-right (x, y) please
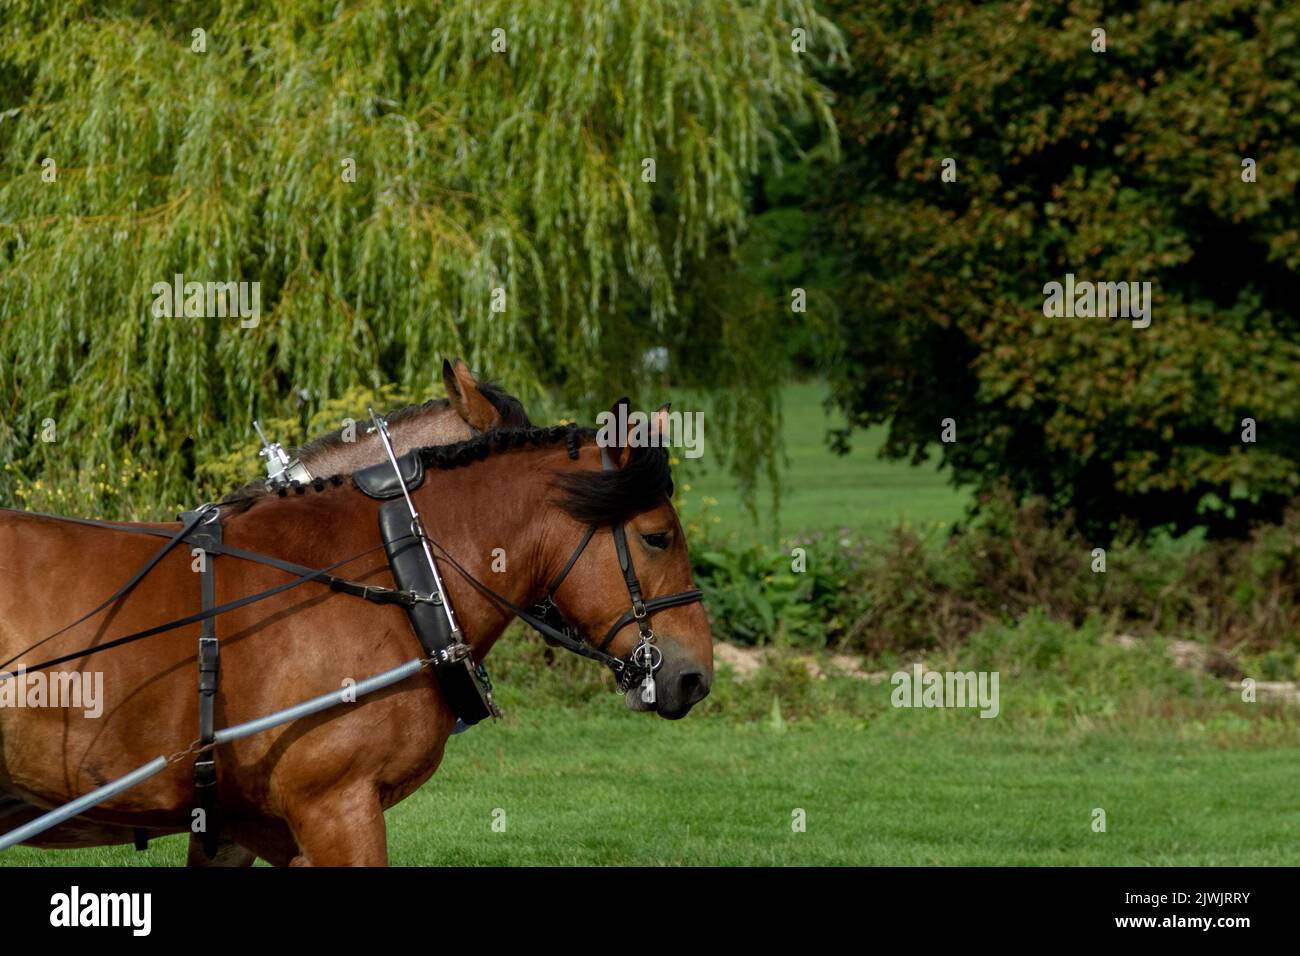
top-left (611, 397), bottom-right (636, 468)
top-left (444, 358), bottom-right (499, 431)
top-left (441, 358), bottom-right (458, 400)
top-left (652, 402), bottom-right (671, 445)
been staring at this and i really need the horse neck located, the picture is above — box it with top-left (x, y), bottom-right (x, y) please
top-left (413, 453), bottom-right (561, 656)
top-left (297, 407), bottom-right (468, 478)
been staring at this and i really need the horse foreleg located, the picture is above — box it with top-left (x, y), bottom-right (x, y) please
top-left (283, 785), bottom-right (389, 867)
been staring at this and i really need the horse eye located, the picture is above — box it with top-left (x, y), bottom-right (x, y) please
top-left (641, 532), bottom-right (671, 551)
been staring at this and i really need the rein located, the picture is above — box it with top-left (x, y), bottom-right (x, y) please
top-left (0, 508), bottom-right (209, 672)
top-left (0, 508), bottom-right (424, 678)
top-left (420, 523), bottom-right (702, 689)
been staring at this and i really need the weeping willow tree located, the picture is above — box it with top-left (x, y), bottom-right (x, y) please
top-left (0, 0), bottom-right (841, 518)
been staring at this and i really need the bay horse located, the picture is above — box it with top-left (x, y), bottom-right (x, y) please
top-left (0, 414), bottom-right (712, 865)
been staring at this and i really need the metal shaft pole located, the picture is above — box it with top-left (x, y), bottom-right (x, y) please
top-left (0, 659), bottom-right (426, 853)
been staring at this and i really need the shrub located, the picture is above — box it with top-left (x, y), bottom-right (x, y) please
top-left (691, 488), bottom-right (1300, 657)
top-left (692, 528), bottom-right (872, 647)
top-left (818, 0), bottom-right (1300, 542)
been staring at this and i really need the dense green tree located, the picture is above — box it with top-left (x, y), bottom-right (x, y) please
top-left (819, 0), bottom-right (1300, 541)
top-left (0, 0), bottom-right (840, 517)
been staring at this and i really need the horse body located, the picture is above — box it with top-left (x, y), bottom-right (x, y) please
top-left (0, 427), bottom-right (711, 865)
top-left (0, 359), bottom-right (525, 861)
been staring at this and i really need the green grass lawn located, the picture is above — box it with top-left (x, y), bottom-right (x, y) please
top-left (6, 707), bottom-right (1296, 867)
top-left (680, 381), bottom-right (969, 542)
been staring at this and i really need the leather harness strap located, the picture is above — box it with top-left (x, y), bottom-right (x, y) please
top-left (0, 509), bottom-right (209, 674)
top-left (180, 510), bottom-right (222, 860)
top-left (377, 500), bottom-right (499, 725)
top-left (12, 511), bottom-right (424, 608)
top-left (4, 537), bottom-right (417, 677)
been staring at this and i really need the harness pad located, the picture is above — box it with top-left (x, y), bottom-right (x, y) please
top-left (355, 450), bottom-right (425, 499)
top-left (377, 500), bottom-right (496, 726)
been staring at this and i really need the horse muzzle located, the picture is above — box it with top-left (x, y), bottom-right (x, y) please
top-left (624, 657), bottom-right (711, 719)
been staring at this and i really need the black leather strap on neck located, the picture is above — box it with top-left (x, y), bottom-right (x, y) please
top-left (180, 510), bottom-right (222, 860)
top-left (545, 524), bottom-right (597, 594)
top-left (420, 533), bottom-right (628, 672)
top-left (377, 500), bottom-right (498, 725)
top-left (0, 508), bottom-right (210, 674)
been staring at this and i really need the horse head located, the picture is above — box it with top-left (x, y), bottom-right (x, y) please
top-left (539, 402), bottom-right (713, 719)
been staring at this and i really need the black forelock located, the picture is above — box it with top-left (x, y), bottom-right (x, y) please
top-left (551, 443), bottom-right (675, 525)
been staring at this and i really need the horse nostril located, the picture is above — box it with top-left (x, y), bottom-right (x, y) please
top-left (678, 669), bottom-right (711, 706)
